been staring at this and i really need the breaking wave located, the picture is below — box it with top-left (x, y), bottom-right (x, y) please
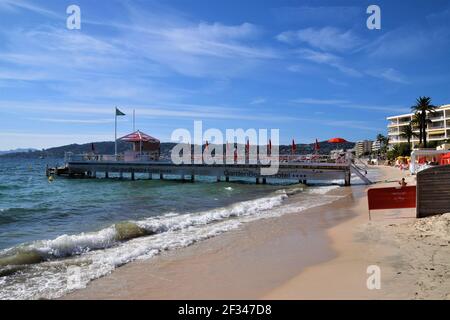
top-left (0, 184), bottom-right (342, 300)
top-left (0, 192), bottom-right (288, 268)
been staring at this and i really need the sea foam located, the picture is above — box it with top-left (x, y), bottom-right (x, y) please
top-left (0, 186), bottom-right (341, 300)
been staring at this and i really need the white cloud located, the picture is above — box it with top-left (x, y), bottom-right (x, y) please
top-left (327, 78), bottom-right (348, 86)
top-left (277, 27), bottom-right (363, 52)
top-left (0, 100), bottom-right (294, 122)
top-left (297, 48), bottom-right (362, 77)
top-left (291, 98), bottom-right (409, 113)
top-left (123, 21), bottom-right (278, 77)
top-left (0, 132), bottom-right (113, 149)
top-left (250, 98), bottom-right (266, 105)
top-left (0, 70), bottom-right (48, 81)
top-left (273, 6), bottom-right (362, 25)
top-left (368, 68), bottom-right (409, 84)
top-left (0, 0), bottom-right (59, 18)
top-left (292, 98), bottom-right (350, 105)
top-left (31, 118), bottom-right (121, 124)
top-left (365, 25), bottom-right (449, 60)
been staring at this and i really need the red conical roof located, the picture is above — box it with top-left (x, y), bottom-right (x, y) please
top-left (119, 130), bottom-right (159, 143)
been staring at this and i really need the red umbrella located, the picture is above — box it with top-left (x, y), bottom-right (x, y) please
top-left (328, 137), bottom-right (347, 143)
top-left (328, 137), bottom-right (347, 153)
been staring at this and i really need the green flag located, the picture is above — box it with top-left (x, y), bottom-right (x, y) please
top-left (116, 107), bottom-right (126, 116)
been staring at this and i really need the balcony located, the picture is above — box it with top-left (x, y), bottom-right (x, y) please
top-left (428, 135), bottom-right (446, 140)
top-left (429, 112), bottom-right (444, 121)
top-left (389, 137), bottom-right (408, 144)
top-left (428, 123), bottom-right (445, 130)
top-left (387, 122), bottom-right (398, 127)
top-left (388, 128), bottom-right (398, 134)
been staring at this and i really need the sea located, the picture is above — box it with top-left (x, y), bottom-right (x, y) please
top-left (0, 157), bottom-right (377, 299)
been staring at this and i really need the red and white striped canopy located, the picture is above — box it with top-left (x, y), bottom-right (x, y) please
top-left (119, 130), bottom-right (159, 143)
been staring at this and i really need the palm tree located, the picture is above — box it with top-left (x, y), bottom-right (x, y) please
top-left (411, 96), bottom-right (437, 148)
top-left (381, 136), bottom-right (389, 156)
top-left (376, 134), bottom-right (385, 144)
top-left (411, 113), bottom-right (422, 145)
top-left (375, 134), bottom-right (389, 156)
top-left (400, 123), bottom-right (418, 147)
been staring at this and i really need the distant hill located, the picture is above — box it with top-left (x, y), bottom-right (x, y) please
top-left (0, 140), bottom-right (355, 159)
top-left (0, 148), bottom-right (38, 155)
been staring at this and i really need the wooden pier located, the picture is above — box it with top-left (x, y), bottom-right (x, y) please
top-left (47, 153), bottom-right (372, 185)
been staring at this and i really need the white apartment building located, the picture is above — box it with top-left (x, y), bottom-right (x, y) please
top-left (387, 104), bottom-right (450, 147)
top-left (355, 140), bottom-right (373, 157)
top-left (372, 139), bottom-right (382, 153)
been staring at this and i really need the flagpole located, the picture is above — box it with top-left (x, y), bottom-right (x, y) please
top-left (133, 109), bottom-right (135, 132)
top-left (114, 107), bottom-right (117, 157)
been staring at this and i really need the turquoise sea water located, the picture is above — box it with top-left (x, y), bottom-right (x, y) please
top-left (0, 157), bottom-right (351, 299)
top-left (0, 158), bottom-right (284, 250)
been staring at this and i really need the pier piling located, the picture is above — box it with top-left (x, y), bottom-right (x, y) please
top-left (344, 172), bottom-right (351, 186)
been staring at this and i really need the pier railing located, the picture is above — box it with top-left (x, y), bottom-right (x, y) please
top-left (64, 152), bottom-right (349, 165)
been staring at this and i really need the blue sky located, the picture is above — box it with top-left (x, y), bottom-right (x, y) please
top-left (0, 0), bottom-right (450, 149)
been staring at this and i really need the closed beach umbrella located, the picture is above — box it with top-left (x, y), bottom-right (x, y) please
top-left (291, 139), bottom-right (297, 154)
top-left (314, 139), bottom-right (320, 153)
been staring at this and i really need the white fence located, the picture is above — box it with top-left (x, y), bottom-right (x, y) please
top-left (65, 152), bottom-right (349, 165)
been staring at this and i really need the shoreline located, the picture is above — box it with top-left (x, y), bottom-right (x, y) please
top-left (266, 166), bottom-right (411, 299)
top-left (63, 181), bottom-right (359, 299)
top-left (64, 166), bottom-right (449, 300)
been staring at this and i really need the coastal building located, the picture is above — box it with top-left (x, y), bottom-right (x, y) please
top-left (372, 140), bottom-right (382, 153)
top-left (387, 104), bottom-right (450, 147)
top-left (355, 140), bottom-right (373, 157)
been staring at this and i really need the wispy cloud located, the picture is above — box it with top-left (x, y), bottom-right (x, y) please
top-left (0, 100), bottom-right (294, 122)
top-left (250, 97), bottom-right (267, 105)
top-left (0, 131), bottom-right (113, 149)
top-left (365, 24), bottom-right (450, 60)
top-left (291, 98), bottom-right (409, 113)
top-left (367, 68), bottom-right (410, 84)
top-left (292, 98), bottom-right (350, 105)
top-left (277, 27), bottom-right (363, 52)
top-left (0, 70), bottom-right (48, 81)
top-left (272, 6), bottom-right (362, 26)
top-left (327, 78), bottom-right (348, 86)
top-left (31, 118), bottom-right (122, 124)
top-left (296, 48), bottom-right (362, 77)
top-left (0, 0), bottom-right (60, 18)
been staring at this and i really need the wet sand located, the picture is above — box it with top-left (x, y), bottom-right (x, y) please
top-left (64, 183), bottom-right (359, 299)
top-left (64, 166), bottom-right (449, 300)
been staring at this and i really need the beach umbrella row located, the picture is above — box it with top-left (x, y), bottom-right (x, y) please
top-left (201, 137), bottom-right (347, 154)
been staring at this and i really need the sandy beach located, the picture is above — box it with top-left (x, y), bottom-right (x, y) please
top-left (64, 166), bottom-right (450, 300)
